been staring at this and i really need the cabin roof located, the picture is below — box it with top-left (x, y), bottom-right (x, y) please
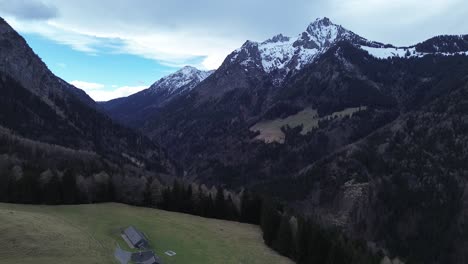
top-left (123, 226), bottom-right (146, 246)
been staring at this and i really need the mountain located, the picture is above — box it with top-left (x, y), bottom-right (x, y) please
top-left (0, 17), bottom-right (175, 205)
top-left (138, 18), bottom-right (468, 173)
top-left (101, 66), bottom-right (214, 127)
top-left (4, 13), bottom-right (468, 262)
top-left (227, 17), bottom-right (390, 84)
top-left (109, 18), bottom-right (468, 262)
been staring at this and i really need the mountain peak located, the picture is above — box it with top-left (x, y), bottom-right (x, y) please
top-left (149, 66), bottom-right (214, 94)
top-left (227, 17), bottom-right (359, 81)
top-left (0, 17), bottom-right (16, 36)
top-left (0, 16), bottom-right (8, 26)
top-left (179, 65), bottom-right (198, 71)
top-left (310, 17), bottom-right (333, 27)
top-left (306, 17), bottom-right (337, 35)
top-left (176, 65), bottom-right (201, 76)
top-left (263, 34), bottom-right (291, 44)
top-left (303, 17), bottom-right (352, 48)
top-left (175, 65), bottom-right (213, 78)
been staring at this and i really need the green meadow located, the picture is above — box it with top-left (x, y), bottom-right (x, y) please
top-left (0, 203), bottom-right (292, 264)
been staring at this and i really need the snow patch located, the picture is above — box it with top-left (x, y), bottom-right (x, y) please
top-left (258, 37), bottom-right (297, 72)
top-left (360, 46), bottom-right (414, 59)
top-left (361, 46), bottom-right (468, 59)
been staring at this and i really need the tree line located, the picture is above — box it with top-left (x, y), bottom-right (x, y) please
top-left (151, 180), bottom-right (380, 264)
top-left (0, 165), bottom-right (113, 205)
top-left (0, 159), bottom-right (380, 263)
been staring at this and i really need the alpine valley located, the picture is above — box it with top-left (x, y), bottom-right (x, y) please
top-left (2, 15), bottom-right (468, 264)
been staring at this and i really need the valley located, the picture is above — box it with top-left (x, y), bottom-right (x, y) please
top-left (0, 7), bottom-right (468, 264)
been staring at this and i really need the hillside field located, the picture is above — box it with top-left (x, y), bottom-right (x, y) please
top-left (0, 203), bottom-right (292, 264)
top-left (250, 107), bottom-right (366, 143)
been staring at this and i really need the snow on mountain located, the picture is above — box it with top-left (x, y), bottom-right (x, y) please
top-left (229, 17), bottom-right (381, 81)
top-left (360, 46), bottom-right (416, 59)
top-left (302, 17), bottom-right (353, 48)
top-left (228, 18), bottom-right (468, 82)
top-left (359, 34), bottom-right (468, 59)
top-left (258, 35), bottom-right (297, 72)
top-left (149, 66), bottom-right (214, 94)
top-left (361, 45), bottom-right (468, 59)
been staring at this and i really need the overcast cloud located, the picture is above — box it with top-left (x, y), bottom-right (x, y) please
top-left (0, 0), bottom-right (467, 69)
top-left (0, 0), bottom-right (57, 20)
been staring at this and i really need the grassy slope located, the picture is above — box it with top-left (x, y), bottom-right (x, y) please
top-left (0, 203), bottom-right (292, 264)
top-left (250, 107), bottom-right (366, 143)
top-left (250, 108), bottom-right (319, 143)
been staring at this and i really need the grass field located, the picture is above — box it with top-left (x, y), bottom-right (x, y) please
top-left (250, 108), bottom-right (319, 143)
top-left (0, 203), bottom-right (293, 264)
top-left (250, 107), bottom-right (367, 143)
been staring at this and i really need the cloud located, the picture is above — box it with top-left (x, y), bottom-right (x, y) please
top-left (0, 0), bottom-right (58, 21)
top-left (70, 80), bottom-right (147, 101)
top-left (70, 80), bottom-right (105, 90)
top-left (0, 0), bottom-right (322, 69)
top-left (328, 0), bottom-right (467, 45)
top-left (87, 86), bottom-right (147, 102)
top-left (5, 18), bottom-right (109, 53)
top-left (2, 0), bottom-right (468, 69)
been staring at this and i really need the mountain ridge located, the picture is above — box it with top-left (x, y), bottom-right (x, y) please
top-left (132, 18), bottom-right (468, 263)
top-left (3, 14), bottom-right (468, 263)
top-left (101, 65), bottom-right (213, 126)
top-left (0, 17), bottom-right (176, 205)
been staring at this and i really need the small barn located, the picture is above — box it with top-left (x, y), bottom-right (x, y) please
top-left (122, 226), bottom-right (149, 249)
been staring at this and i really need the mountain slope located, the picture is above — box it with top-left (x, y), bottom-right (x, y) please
top-left (269, 55), bottom-right (468, 262)
top-left (140, 18), bottom-right (468, 182)
top-left (101, 66), bottom-right (213, 127)
top-left (0, 17), bottom-right (175, 205)
top-left (133, 18), bottom-right (468, 263)
top-left (228, 17), bottom-right (389, 84)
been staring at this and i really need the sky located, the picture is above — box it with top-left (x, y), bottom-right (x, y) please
top-left (0, 0), bottom-right (467, 101)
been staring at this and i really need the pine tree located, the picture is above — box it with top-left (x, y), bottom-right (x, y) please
top-left (274, 215), bottom-right (293, 257)
top-left (43, 174), bottom-right (62, 205)
top-left (17, 166), bottom-right (39, 204)
top-left (62, 169), bottom-right (78, 204)
top-left (206, 194), bottom-right (215, 218)
top-left (183, 185), bottom-right (194, 213)
top-left (260, 200), bottom-right (281, 247)
top-left (172, 180), bottom-right (182, 210)
top-left (143, 179), bottom-right (152, 206)
top-left (161, 187), bottom-right (171, 210)
top-left (149, 179), bottom-right (164, 207)
top-left (296, 217), bottom-right (312, 263)
top-left (196, 190), bottom-right (205, 216)
top-left (0, 169), bottom-right (9, 202)
top-left (241, 191), bottom-right (262, 224)
top-left (225, 194), bottom-right (240, 221)
top-left (215, 187), bottom-right (226, 219)
top-left (310, 222), bottom-right (332, 264)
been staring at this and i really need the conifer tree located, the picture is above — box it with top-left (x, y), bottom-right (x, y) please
top-left (260, 200), bottom-right (281, 247)
top-left (215, 187), bottom-right (226, 219)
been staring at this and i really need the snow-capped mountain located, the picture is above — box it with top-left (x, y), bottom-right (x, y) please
top-left (101, 65), bottom-right (213, 126)
top-left (102, 17), bottom-right (468, 128)
top-left (148, 65), bottom-right (214, 95)
top-left (227, 17), bottom-right (468, 83)
top-left (360, 35), bottom-right (468, 59)
top-left (0, 17), bottom-right (175, 178)
top-left (227, 17), bottom-right (386, 82)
